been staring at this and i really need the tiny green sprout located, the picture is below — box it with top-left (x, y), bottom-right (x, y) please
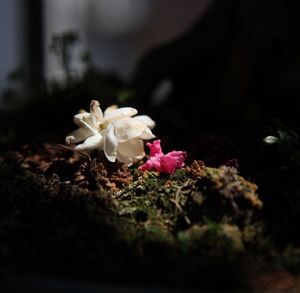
top-left (263, 135), bottom-right (279, 144)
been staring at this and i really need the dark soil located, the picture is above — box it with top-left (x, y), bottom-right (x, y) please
top-left (1, 137), bottom-right (300, 293)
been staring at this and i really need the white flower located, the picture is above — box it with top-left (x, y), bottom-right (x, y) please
top-left (66, 100), bottom-right (155, 165)
top-left (65, 100), bottom-right (104, 152)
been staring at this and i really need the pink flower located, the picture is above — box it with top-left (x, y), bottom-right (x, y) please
top-left (139, 140), bottom-right (187, 173)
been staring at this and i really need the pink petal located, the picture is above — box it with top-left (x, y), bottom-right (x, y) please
top-left (159, 156), bottom-right (178, 173)
top-left (165, 151), bottom-right (187, 168)
top-left (139, 140), bottom-right (187, 174)
top-left (139, 156), bottom-right (161, 171)
top-left (146, 139), bottom-right (163, 157)
top-left (138, 160), bottom-right (153, 171)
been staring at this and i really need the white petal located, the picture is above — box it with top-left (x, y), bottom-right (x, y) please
top-left (90, 100), bottom-right (104, 123)
top-left (104, 107), bottom-right (138, 122)
top-left (114, 117), bottom-right (146, 142)
top-left (73, 113), bottom-right (91, 127)
top-left (116, 153), bottom-right (143, 166)
top-left (74, 113), bottom-right (98, 134)
top-left (104, 104), bottom-right (118, 116)
top-left (104, 124), bottom-right (118, 162)
top-left (74, 133), bottom-right (103, 152)
top-left (139, 127), bottom-right (156, 140)
top-left (116, 138), bottom-right (145, 164)
top-left (133, 115), bottom-right (156, 129)
top-left (66, 127), bottom-right (94, 145)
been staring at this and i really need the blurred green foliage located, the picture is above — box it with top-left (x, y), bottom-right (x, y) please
top-left (0, 31), bottom-right (133, 149)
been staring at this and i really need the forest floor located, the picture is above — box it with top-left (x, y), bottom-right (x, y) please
top-left (1, 136), bottom-right (300, 292)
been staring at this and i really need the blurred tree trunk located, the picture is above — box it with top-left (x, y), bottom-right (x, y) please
top-left (26, 0), bottom-right (45, 92)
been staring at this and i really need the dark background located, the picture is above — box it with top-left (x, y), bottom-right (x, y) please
top-left (1, 0), bottom-right (299, 152)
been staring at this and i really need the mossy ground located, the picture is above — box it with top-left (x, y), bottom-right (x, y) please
top-left (1, 142), bottom-right (300, 292)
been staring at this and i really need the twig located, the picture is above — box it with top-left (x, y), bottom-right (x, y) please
top-left (56, 144), bottom-right (91, 161)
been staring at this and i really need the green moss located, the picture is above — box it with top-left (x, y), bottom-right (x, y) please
top-left (177, 223), bottom-right (244, 257)
top-left (0, 151), bottom-right (276, 287)
top-left (110, 162), bottom-right (264, 260)
top-left (169, 168), bottom-right (189, 182)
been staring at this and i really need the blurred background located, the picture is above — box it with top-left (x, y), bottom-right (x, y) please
top-left (0, 0), bottom-right (211, 98)
top-left (0, 0), bottom-right (212, 149)
top-left (1, 0), bottom-right (300, 158)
